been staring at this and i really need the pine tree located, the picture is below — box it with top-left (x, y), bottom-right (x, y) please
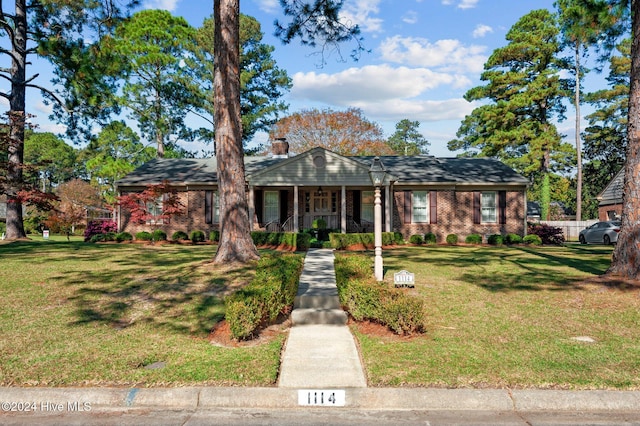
top-left (448, 9), bottom-right (574, 220)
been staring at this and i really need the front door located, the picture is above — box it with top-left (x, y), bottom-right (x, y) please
top-left (303, 189), bottom-right (338, 229)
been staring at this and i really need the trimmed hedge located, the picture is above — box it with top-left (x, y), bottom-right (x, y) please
top-left (329, 232), bottom-right (399, 250)
top-left (487, 234), bottom-right (504, 245)
top-left (172, 231), bottom-right (189, 241)
top-left (424, 232), bottom-right (437, 244)
top-left (334, 253), bottom-right (426, 335)
top-left (409, 234), bottom-right (424, 245)
top-left (135, 231), bottom-right (153, 241)
top-left (465, 233), bottom-right (482, 244)
top-left (224, 254), bottom-right (304, 340)
top-left (446, 234), bottom-right (458, 245)
top-left (209, 230), bottom-right (220, 243)
top-left (152, 229), bottom-right (167, 241)
top-left (505, 233), bottom-right (523, 244)
top-left (115, 232), bottom-right (133, 242)
top-left (250, 231), bottom-right (311, 251)
top-left (190, 230), bottom-right (206, 243)
top-left (523, 234), bottom-right (543, 245)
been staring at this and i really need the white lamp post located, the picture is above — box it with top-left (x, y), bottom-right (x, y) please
top-left (369, 157), bottom-right (386, 282)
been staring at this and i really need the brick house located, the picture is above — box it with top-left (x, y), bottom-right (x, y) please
top-left (597, 168), bottom-right (623, 221)
top-left (116, 141), bottom-right (529, 242)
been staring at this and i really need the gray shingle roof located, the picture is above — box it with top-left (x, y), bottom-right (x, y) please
top-left (598, 168), bottom-right (624, 206)
top-left (116, 151), bottom-right (529, 187)
top-left (352, 155), bottom-right (529, 185)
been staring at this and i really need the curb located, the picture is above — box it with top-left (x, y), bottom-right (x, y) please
top-left (2, 387), bottom-right (640, 412)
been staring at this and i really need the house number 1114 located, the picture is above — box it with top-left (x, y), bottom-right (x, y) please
top-left (298, 389), bottom-right (346, 406)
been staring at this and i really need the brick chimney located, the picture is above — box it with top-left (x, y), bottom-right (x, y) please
top-left (271, 138), bottom-right (289, 158)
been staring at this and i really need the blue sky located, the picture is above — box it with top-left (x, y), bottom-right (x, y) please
top-left (4, 0), bottom-right (611, 157)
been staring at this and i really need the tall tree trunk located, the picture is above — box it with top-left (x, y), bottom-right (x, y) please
top-left (575, 43), bottom-right (583, 221)
top-left (609, 0), bottom-right (640, 278)
top-left (213, 0), bottom-right (259, 264)
top-left (5, 0), bottom-right (27, 240)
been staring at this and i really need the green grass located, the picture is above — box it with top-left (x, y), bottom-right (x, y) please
top-left (0, 237), bottom-right (285, 387)
top-left (2, 237), bottom-right (639, 389)
top-left (346, 244), bottom-right (640, 390)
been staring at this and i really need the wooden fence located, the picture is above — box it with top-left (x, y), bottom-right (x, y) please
top-left (539, 220), bottom-right (598, 241)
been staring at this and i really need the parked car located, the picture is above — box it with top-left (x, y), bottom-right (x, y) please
top-left (579, 221), bottom-right (621, 245)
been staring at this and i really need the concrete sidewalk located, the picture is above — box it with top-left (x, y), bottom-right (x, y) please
top-left (278, 248), bottom-right (367, 388)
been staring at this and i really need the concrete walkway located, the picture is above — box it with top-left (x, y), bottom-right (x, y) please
top-left (278, 248), bottom-right (367, 388)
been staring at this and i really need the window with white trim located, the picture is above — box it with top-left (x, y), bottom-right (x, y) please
top-left (481, 191), bottom-right (497, 223)
top-left (205, 191), bottom-right (220, 224)
top-left (146, 196), bottom-right (166, 224)
top-left (412, 191), bottom-right (428, 223)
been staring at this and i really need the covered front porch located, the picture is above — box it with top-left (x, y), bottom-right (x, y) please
top-left (247, 185), bottom-right (393, 234)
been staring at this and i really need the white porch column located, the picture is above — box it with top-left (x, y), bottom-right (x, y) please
top-left (248, 186), bottom-right (255, 230)
top-left (294, 185), bottom-right (299, 232)
top-left (385, 184), bottom-right (392, 232)
top-left (341, 185), bottom-right (347, 233)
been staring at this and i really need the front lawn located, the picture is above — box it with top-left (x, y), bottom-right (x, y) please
top-left (0, 238), bottom-right (286, 387)
top-left (1, 238), bottom-right (638, 389)
top-left (346, 244), bottom-right (640, 389)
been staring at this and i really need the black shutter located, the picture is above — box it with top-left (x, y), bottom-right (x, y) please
top-left (499, 191), bottom-right (507, 224)
top-left (353, 190), bottom-right (361, 223)
top-left (473, 191), bottom-right (481, 224)
top-left (430, 191), bottom-right (437, 224)
top-left (404, 191), bottom-right (412, 224)
top-left (205, 191), bottom-right (213, 224)
top-left (255, 190), bottom-right (263, 224)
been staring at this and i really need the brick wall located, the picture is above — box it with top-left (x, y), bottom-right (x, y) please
top-left (392, 189), bottom-right (525, 243)
top-left (120, 190), bottom-right (219, 240)
top-left (599, 204), bottom-right (622, 221)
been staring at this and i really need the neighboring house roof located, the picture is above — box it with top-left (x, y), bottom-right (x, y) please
top-left (597, 168), bottom-right (624, 206)
top-left (116, 147), bottom-right (529, 189)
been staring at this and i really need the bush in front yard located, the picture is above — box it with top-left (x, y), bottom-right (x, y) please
top-left (135, 231), bottom-right (153, 241)
top-left (224, 254), bottom-right (304, 340)
top-left (209, 230), bottom-right (220, 243)
top-left (115, 232), bottom-right (133, 242)
top-left (488, 234), bottom-right (504, 245)
top-left (409, 234), bottom-right (424, 245)
top-left (172, 231), bottom-right (189, 241)
top-left (84, 220), bottom-right (118, 242)
top-left (527, 223), bottom-right (565, 245)
top-left (152, 229), bottom-right (167, 241)
top-left (505, 233), bottom-right (523, 244)
top-left (334, 253), bottom-right (426, 335)
top-left (446, 234), bottom-right (458, 245)
top-left (424, 232), bottom-right (437, 244)
top-left (465, 233), bottom-right (482, 244)
top-left (523, 234), bottom-right (542, 245)
top-left (190, 230), bottom-right (206, 243)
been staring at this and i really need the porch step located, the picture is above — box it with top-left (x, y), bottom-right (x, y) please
top-left (291, 308), bottom-right (348, 325)
top-left (294, 294), bottom-right (342, 310)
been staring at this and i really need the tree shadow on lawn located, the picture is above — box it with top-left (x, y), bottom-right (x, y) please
top-left (384, 245), bottom-right (625, 292)
top-left (60, 260), bottom-right (255, 337)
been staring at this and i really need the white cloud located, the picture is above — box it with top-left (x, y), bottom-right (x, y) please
top-left (402, 11), bottom-right (418, 25)
top-left (379, 36), bottom-right (487, 74)
top-left (442, 0), bottom-right (478, 9)
top-left (142, 0), bottom-right (180, 11)
top-left (255, 0), bottom-right (279, 13)
top-left (35, 101), bottom-right (53, 115)
top-left (341, 0), bottom-right (383, 33)
top-left (472, 24), bottom-right (493, 39)
top-left (354, 98), bottom-right (478, 123)
top-left (291, 65), bottom-right (470, 105)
